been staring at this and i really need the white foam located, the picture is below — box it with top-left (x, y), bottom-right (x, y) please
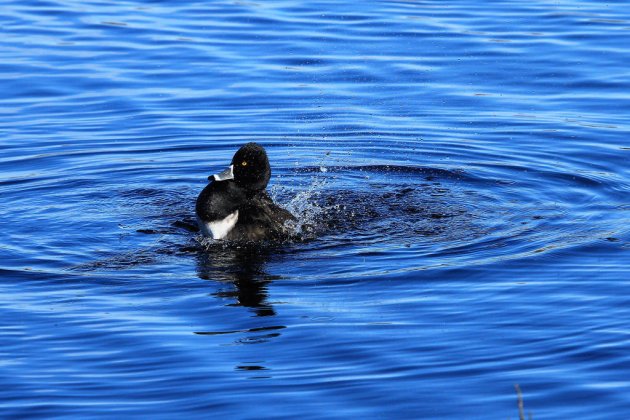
top-left (272, 174), bottom-right (328, 236)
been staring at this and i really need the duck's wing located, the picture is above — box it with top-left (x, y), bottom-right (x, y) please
top-left (195, 180), bottom-right (245, 221)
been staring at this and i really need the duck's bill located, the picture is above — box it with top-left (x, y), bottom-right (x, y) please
top-left (211, 165), bottom-right (234, 181)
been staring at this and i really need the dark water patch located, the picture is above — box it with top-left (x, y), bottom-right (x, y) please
top-left (196, 325), bottom-right (286, 336)
top-left (67, 153), bottom-right (630, 281)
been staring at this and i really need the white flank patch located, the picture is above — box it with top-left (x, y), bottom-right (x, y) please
top-left (199, 210), bottom-right (239, 239)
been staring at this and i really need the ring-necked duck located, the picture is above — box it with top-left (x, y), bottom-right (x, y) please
top-left (196, 142), bottom-right (296, 241)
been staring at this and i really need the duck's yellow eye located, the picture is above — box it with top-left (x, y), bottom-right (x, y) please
top-left (241, 161), bottom-right (247, 166)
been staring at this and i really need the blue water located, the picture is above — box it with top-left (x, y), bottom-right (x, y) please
top-left (2, 0), bottom-right (630, 418)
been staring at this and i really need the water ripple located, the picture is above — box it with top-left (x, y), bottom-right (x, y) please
top-left (2, 0), bottom-right (630, 418)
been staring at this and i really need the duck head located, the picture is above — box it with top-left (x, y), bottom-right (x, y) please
top-left (211, 142), bottom-right (271, 193)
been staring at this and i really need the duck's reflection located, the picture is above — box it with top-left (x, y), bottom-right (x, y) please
top-left (195, 244), bottom-right (280, 317)
top-left (194, 244), bottom-right (284, 376)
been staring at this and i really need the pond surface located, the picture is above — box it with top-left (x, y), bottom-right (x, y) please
top-left (2, 0), bottom-right (630, 418)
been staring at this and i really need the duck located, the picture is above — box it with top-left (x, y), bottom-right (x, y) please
top-left (195, 142), bottom-right (296, 242)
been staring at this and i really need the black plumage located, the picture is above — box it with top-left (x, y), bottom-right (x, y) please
top-left (195, 143), bottom-right (296, 242)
